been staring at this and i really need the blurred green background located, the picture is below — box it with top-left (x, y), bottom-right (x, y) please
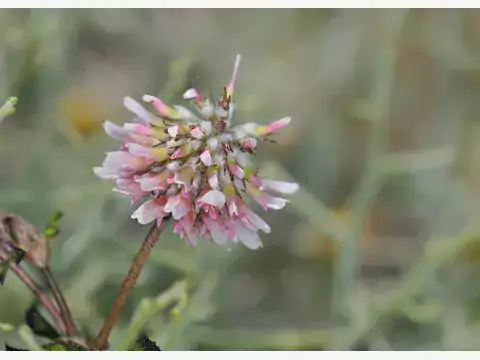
top-left (1, 8), bottom-right (480, 350)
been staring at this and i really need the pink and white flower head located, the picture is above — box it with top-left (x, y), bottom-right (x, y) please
top-left (94, 55), bottom-right (299, 249)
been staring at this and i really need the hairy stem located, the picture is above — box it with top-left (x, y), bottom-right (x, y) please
top-left (42, 266), bottom-right (77, 336)
top-left (11, 263), bottom-right (67, 335)
top-left (94, 222), bottom-right (164, 350)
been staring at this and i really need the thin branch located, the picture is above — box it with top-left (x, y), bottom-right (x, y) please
top-left (42, 266), bottom-right (77, 337)
top-left (93, 222), bottom-right (165, 350)
top-left (10, 262), bottom-right (67, 335)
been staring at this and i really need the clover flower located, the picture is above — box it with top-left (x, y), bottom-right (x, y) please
top-left (94, 55), bottom-right (298, 249)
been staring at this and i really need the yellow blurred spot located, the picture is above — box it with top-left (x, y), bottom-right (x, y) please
top-left (58, 90), bottom-right (106, 142)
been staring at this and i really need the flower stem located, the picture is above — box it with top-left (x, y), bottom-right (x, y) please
top-left (93, 222), bottom-right (164, 350)
top-left (42, 266), bottom-right (77, 337)
top-left (10, 263), bottom-right (67, 335)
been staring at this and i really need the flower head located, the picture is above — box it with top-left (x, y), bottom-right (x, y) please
top-left (94, 55), bottom-right (298, 249)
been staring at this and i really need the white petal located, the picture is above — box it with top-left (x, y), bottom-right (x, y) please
top-left (168, 126), bottom-right (179, 138)
top-left (173, 105), bottom-right (198, 122)
top-left (201, 121), bottom-right (213, 136)
top-left (200, 190), bottom-right (226, 208)
top-left (261, 179), bottom-right (299, 194)
top-left (183, 88), bottom-right (199, 100)
top-left (210, 226), bottom-right (227, 245)
top-left (103, 121), bottom-right (129, 141)
top-left (172, 201), bottom-right (190, 220)
top-left (93, 166), bottom-right (116, 179)
top-left (131, 200), bottom-right (159, 225)
top-left (123, 96), bottom-right (149, 125)
top-left (164, 195), bottom-right (181, 213)
top-left (243, 208), bottom-right (271, 233)
top-left (234, 223), bottom-right (262, 250)
top-left (266, 196), bottom-right (289, 210)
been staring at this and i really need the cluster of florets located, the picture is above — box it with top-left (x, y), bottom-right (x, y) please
top-left (94, 55), bottom-right (298, 249)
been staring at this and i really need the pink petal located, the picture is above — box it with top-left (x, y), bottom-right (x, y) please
top-left (135, 173), bottom-right (168, 191)
top-left (200, 150), bottom-right (212, 166)
top-left (142, 94), bottom-right (179, 120)
top-left (225, 54), bottom-right (241, 99)
top-left (127, 143), bottom-right (168, 162)
top-left (264, 117), bottom-right (291, 135)
top-left (190, 127), bottom-right (204, 139)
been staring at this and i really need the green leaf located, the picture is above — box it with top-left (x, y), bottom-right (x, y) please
top-left (128, 333), bottom-right (162, 351)
top-left (42, 341), bottom-right (87, 351)
top-left (5, 344), bottom-right (26, 351)
top-left (0, 97), bottom-right (18, 123)
top-left (25, 305), bottom-right (60, 340)
top-left (44, 211), bottom-right (63, 239)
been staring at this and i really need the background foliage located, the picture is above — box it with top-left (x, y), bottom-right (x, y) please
top-left (1, 9), bottom-right (480, 350)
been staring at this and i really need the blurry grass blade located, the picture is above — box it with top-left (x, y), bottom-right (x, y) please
top-left (380, 146), bottom-right (454, 175)
top-left (339, 230), bottom-right (480, 348)
top-left (25, 305), bottom-right (61, 340)
top-left (0, 322), bottom-right (15, 332)
top-left (18, 324), bottom-right (41, 350)
top-left (0, 96), bottom-right (18, 123)
top-left (260, 161), bottom-right (344, 242)
top-left (162, 273), bottom-right (218, 350)
top-left (119, 281), bottom-right (188, 350)
top-left (128, 332), bottom-right (162, 351)
top-left (186, 326), bottom-right (331, 350)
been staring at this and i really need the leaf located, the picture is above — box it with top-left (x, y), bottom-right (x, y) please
top-left (44, 211), bottom-right (64, 239)
top-left (0, 212), bottom-right (50, 269)
top-left (42, 341), bottom-right (87, 351)
top-left (25, 305), bottom-right (61, 340)
top-left (0, 96), bottom-right (18, 123)
top-left (128, 333), bottom-right (162, 351)
top-left (5, 344), bottom-right (26, 351)
top-left (0, 253), bottom-right (16, 285)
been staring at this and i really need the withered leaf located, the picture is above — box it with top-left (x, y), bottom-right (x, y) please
top-left (0, 212), bottom-right (49, 269)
